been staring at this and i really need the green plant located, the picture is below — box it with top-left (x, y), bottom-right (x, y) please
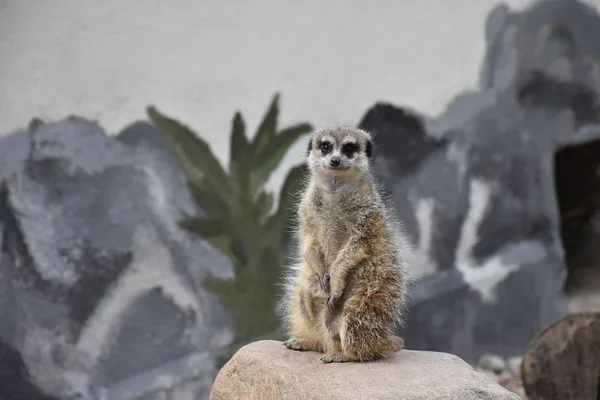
top-left (146, 93), bottom-right (312, 351)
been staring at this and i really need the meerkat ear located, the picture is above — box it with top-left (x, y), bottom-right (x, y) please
top-left (365, 139), bottom-right (373, 158)
top-left (307, 138), bottom-right (313, 156)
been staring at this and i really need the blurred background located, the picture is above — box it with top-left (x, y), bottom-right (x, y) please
top-left (1, 0), bottom-right (600, 399)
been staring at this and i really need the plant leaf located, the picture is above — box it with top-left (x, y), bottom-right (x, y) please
top-left (188, 179), bottom-right (230, 221)
top-left (179, 217), bottom-right (238, 262)
top-left (230, 234), bottom-right (249, 269)
top-left (229, 159), bottom-right (251, 203)
top-left (229, 112), bottom-right (248, 171)
top-left (254, 190), bottom-right (274, 225)
top-left (265, 163), bottom-right (308, 241)
top-left (203, 277), bottom-right (240, 309)
top-left (228, 112), bottom-right (253, 200)
top-left (206, 235), bottom-right (242, 266)
top-left (248, 123), bottom-right (312, 195)
top-left (147, 106), bottom-right (231, 193)
top-left (159, 93), bottom-right (315, 355)
top-left (249, 93), bottom-right (279, 156)
top-left (230, 112), bottom-right (248, 162)
top-left (179, 217), bottom-right (227, 239)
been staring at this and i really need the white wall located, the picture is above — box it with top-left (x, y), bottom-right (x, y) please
top-left (2, 0), bottom-right (599, 196)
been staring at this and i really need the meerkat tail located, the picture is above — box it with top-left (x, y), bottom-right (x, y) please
top-left (392, 335), bottom-right (405, 352)
top-left (339, 316), bottom-right (399, 362)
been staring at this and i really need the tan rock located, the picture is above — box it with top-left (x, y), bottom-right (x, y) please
top-left (209, 340), bottom-right (522, 400)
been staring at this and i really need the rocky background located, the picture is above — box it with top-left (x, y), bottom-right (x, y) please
top-left (2, 0), bottom-right (600, 399)
top-left (0, 119), bottom-right (236, 399)
top-left (363, 0), bottom-right (600, 363)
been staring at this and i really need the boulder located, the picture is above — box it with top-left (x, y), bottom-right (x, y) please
top-left (209, 340), bottom-right (522, 400)
top-left (358, 0), bottom-right (600, 363)
top-left (521, 312), bottom-right (600, 400)
top-left (0, 117), bottom-right (235, 399)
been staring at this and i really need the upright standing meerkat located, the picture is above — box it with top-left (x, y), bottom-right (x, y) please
top-left (278, 126), bottom-right (413, 364)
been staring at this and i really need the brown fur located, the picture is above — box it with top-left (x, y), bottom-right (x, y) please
top-left (277, 126), bottom-right (414, 363)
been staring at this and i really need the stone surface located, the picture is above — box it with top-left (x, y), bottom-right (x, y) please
top-left (210, 340), bottom-right (522, 400)
top-left (0, 338), bottom-right (62, 400)
top-left (506, 356), bottom-right (523, 378)
top-left (0, 118), bottom-right (235, 399)
top-left (479, 354), bottom-right (507, 374)
top-left (521, 312), bottom-right (600, 400)
top-left (472, 352), bottom-right (528, 398)
top-left (358, 0), bottom-right (600, 363)
top-left (568, 288), bottom-right (600, 313)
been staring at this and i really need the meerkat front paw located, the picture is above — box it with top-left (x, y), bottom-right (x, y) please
top-left (326, 291), bottom-right (341, 311)
top-left (318, 274), bottom-right (331, 294)
top-left (320, 352), bottom-right (350, 364)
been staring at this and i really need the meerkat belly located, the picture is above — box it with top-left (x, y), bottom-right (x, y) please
top-left (315, 217), bottom-right (350, 265)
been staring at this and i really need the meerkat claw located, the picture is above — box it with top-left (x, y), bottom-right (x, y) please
top-left (284, 339), bottom-right (310, 351)
top-left (320, 352), bottom-right (349, 363)
top-left (319, 274), bottom-right (331, 293)
top-left (327, 293), bottom-right (340, 311)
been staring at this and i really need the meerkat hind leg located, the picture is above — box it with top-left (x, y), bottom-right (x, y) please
top-left (319, 336), bottom-right (349, 363)
top-left (320, 308), bottom-right (348, 363)
top-left (284, 327), bottom-right (324, 352)
top-left (284, 291), bottom-right (325, 353)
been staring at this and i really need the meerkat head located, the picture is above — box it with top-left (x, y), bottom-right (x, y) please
top-left (306, 126), bottom-right (373, 182)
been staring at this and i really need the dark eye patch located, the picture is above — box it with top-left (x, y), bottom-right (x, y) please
top-left (342, 142), bottom-right (358, 158)
top-left (320, 141), bottom-right (332, 154)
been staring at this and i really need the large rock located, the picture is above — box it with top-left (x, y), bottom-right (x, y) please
top-left (0, 117), bottom-right (235, 399)
top-left (358, 0), bottom-right (600, 363)
top-left (521, 312), bottom-right (600, 400)
top-left (209, 340), bottom-right (522, 400)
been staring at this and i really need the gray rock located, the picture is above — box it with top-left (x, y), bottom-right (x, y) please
top-left (0, 127), bottom-right (29, 182)
top-left (479, 354), bottom-right (507, 374)
top-left (358, 0), bottom-right (600, 364)
top-left (210, 340), bottom-right (522, 400)
top-left (0, 117), bottom-right (235, 399)
top-left (506, 356), bottom-right (523, 377)
top-left (476, 367), bottom-right (500, 383)
top-left (0, 338), bottom-right (62, 400)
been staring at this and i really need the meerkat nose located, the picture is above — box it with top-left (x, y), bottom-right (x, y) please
top-left (330, 157), bottom-right (341, 167)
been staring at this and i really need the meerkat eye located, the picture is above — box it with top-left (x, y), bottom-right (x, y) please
top-left (320, 141), bottom-right (332, 154)
top-left (342, 142), bottom-right (358, 158)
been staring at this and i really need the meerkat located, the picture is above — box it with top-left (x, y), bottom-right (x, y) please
top-left (278, 126), bottom-right (413, 364)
